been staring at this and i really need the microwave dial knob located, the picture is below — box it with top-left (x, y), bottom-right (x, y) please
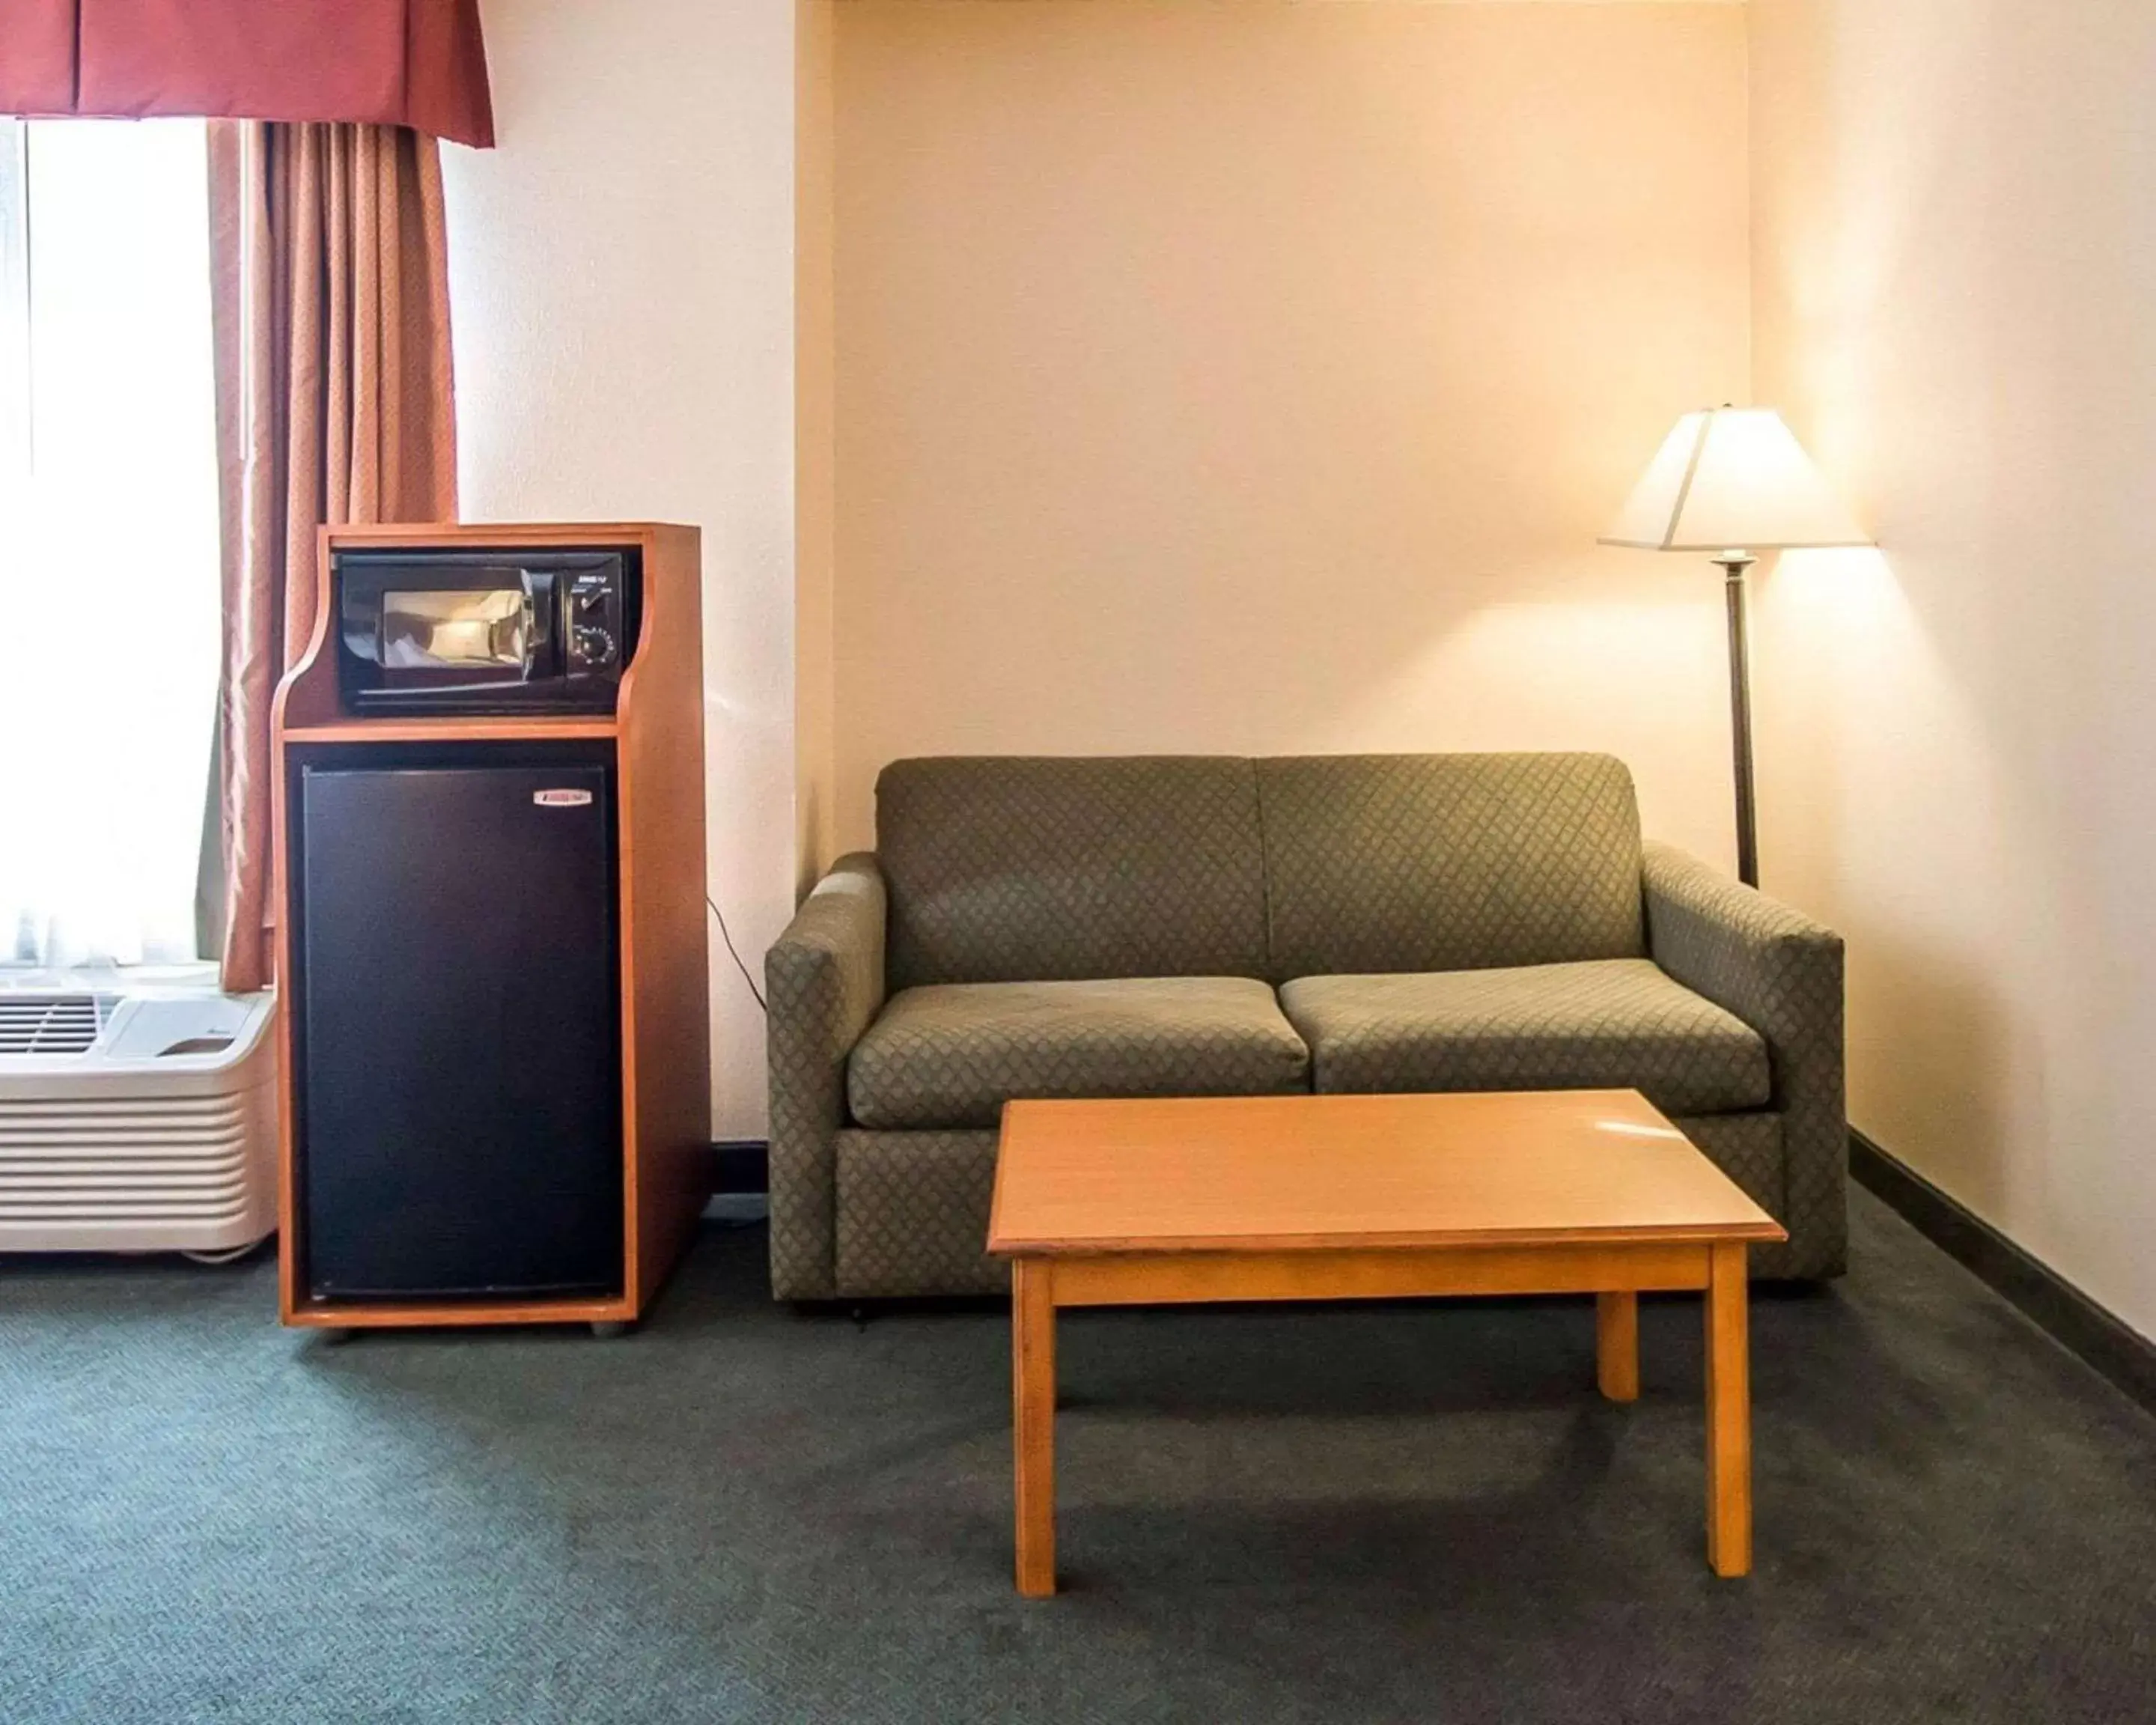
top-left (573, 624), bottom-right (617, 666)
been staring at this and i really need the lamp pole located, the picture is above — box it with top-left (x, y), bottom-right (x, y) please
top-left (1715, 550), bottom-right (1759, 887)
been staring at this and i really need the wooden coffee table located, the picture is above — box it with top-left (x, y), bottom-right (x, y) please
top-left (987, 1089), bottom-right (1786, 1596)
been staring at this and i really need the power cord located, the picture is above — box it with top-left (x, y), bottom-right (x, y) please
top-left (707, 895), bottom-right (767, 1012)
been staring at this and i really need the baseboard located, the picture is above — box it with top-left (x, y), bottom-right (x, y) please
top-left (1849, 1129), bottom-right (2156, 1415)
top-left (712, 1139), bottom-right (768, 1194)
top-left (696, 1128), bottom-right (2156, 1411)
top-left (700, 1141), bottom-right (770, 1223)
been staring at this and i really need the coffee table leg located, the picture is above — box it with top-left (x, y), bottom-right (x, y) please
top-left (1705, 1242), bottom-right (1752, 1577)
top-left (1596, 1291), bottom-right (1639, 1402)
top-left (1012, 1257), bottom-right (1057, 1597)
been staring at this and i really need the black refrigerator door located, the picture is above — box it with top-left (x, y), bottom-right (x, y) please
top-left (296, 760), bottom-right (624, 1301)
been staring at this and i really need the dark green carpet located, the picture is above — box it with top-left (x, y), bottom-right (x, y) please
top-left (3, 1188), bottom-right (2152, 1724)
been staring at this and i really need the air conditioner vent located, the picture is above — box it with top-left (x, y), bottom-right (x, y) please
top-left (0, 985), bottom-right (277, 1254)
top-left (0, 994), bottom-right (118, 1056)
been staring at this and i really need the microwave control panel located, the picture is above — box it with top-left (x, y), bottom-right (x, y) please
top-left (566, 569), bottom-right (623, 673)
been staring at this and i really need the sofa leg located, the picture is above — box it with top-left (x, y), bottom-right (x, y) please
top-left (850, 1303), bottom-right (870, 1330)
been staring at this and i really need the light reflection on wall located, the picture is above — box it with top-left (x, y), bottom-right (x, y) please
top-left (1319, 589), bottom-right (1735, 868)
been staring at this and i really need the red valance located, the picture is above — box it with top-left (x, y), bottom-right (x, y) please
top-left (0, 1), bottom-right (495, 147)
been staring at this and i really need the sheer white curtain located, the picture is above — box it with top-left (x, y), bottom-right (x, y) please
top-left (0, 120), bottom-right (221, 966)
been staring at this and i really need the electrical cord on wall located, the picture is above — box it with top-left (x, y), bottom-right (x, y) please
top-left (707, 895), bottom-right (767, 1012)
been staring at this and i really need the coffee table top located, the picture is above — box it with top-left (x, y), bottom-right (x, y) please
top-left (987, 1091), bottom-right (1786, 1256)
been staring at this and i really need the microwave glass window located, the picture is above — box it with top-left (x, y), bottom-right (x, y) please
top-left (380, 589), bottom-right (526, 671)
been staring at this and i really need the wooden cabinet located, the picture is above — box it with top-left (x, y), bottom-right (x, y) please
top-left (271, 523), bottom-right (711, 1332)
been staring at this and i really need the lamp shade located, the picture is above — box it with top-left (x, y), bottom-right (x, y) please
top-left (1600, 408), bottom-right (1872, 552)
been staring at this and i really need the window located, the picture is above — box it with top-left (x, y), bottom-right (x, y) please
top-left (0, 119), bottom-right (220, 967)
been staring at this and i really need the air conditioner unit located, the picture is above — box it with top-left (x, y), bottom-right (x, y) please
top-left (0, 982), bottom-right (278, 1256)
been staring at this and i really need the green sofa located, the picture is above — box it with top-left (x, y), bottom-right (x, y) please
top-left (766, 753), bottom-right (1845, 1299)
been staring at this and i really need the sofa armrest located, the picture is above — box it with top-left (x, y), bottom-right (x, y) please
top-left (765, 853), bottom-right (888, 1299)
top-left (1642, 841), bottom-right (1848, 1274)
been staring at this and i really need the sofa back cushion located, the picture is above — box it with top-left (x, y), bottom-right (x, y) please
top-left (1256, 753), bottom-right (1646, 979)
top-left (877, 756), bottom-right (1270, 988)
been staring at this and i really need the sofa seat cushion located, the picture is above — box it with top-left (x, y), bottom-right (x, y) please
top-left (1279, 959), bottom-right (1770, 1116)
top-left (848, 976), bottom-right (1310, 1131)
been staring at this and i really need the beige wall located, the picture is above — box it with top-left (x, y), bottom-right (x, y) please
top-left (435, 0), bottom-right (2156, 1335)
top-left (1750, 0), bottom-right (2156, 1336)
top-left (797, 0), bottom-right (839, 892)
top-left (443, 0), bottom-right (798, 1139)
top-left (831, 1), bottom-right (1753, 860)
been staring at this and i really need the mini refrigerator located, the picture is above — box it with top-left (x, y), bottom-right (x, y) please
top-left (291, 748), bottom-right (624, 1301)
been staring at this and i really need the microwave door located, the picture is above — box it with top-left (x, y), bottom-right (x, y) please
top-left (376, 578), bottom-right (552, 687)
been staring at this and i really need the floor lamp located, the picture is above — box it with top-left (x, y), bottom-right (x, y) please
top-left (1600, 407), bottom-right (1872, 888)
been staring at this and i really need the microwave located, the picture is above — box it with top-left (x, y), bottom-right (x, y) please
top-left (335, 547), bottom-right (642, 716)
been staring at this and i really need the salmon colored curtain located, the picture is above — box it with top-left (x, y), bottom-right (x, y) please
top-left (207, 121), bottom-right (458, 991)
top-left (0, 1), bottom-right (494, 148)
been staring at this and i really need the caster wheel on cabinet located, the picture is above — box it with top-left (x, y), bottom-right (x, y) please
top-left (591, 1320), bottom-right (633, 1339)
top-left (314, 1327), bottom-right (355, 1348)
